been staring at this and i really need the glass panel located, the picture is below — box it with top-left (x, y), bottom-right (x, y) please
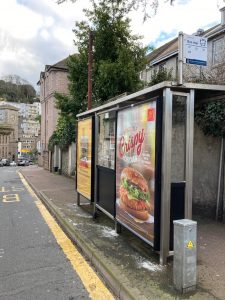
top-left (171, 95), bottom-right (187, 182)
top-left (98, 111), bottom-right (116, 169)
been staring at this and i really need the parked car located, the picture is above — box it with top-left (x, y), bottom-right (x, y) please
top-left (1, 159), bottom-right (10, 166)
top-left (10, 161), bottom-right (17, 167)
top-left (18, 160), bottom-right (29, 166)
top-left (18, 160), bottom-right (25, 166)
top-left (0, 160), bottom-right (4, 167)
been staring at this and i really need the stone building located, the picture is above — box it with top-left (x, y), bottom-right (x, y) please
top-left (0, 102), bottom-right (19, 161)
top-left (18, 102), bottom-right (41, 158)
top-left (37, 58), bottom-right (69, 170)
top-left (7, 102), bottom-right (41, 159)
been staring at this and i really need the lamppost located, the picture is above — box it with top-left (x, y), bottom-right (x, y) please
top-left (88, 30), bottom-right (94, 110)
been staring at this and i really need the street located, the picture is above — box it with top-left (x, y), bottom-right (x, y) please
top-left (0, 167), bottom-right (112, 300)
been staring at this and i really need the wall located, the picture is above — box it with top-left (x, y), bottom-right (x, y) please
top-left (45, 71), bottom-right (69, 145)
top-left (61, 147), bottom-right (69, 176)
top-left (39, 67), bottom-right (69, 169)
top-left (147, 56), bottom-right (177, 82)
top-left (51, 143), bottom-right (76, 177)
top-left (192, 126), bottom-right (221, 218)
top-left (43, 150), bottom-right (49, 170)
top-left (169, 96), bottom-right (223, 219)
top-left (69, 142), bottom-right (76, 176)
top-left (38, 153), bottom-right (43, 167)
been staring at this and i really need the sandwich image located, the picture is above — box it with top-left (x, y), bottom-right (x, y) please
top-left (119, 167), bottom-right (151, 221)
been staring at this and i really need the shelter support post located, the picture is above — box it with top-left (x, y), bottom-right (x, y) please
top-left (160, 88), bottom-right (172, 265)
top-left (185, 89), bottom-right (195, 219)
top-left (77, 192), bottom-right (80, 206)
top-left (93, 114), bottom-right (99, 219)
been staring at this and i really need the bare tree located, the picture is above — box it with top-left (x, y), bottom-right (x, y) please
top-left (56, 0), bottom-right (175, 21)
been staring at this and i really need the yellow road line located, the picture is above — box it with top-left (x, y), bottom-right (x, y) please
top-left (18, 172), bottom-right (39, 201)
top-left (18, 172), bottom-right (115, 300)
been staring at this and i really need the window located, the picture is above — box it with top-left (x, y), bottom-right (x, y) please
top-left (213, 37), bottom-right (225, 65)
top-left (98, 111), bottom-right (116, 169)
top-left (159, 63), bottom-right (165, 71)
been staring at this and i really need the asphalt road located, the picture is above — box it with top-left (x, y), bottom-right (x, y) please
top-left (0, 166), bottom-right (90, 300)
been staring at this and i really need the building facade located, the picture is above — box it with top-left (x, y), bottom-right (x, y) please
top-left (18, 102), bottom-right (41, 158)
top-left (6, 102), bottom-right (41, 159)
top-left (142, 7), bottom-right (225, 85)
top-left (0, 102), bottom-right (19, 161)
top-left (37, 58), bottom-right (69, 170)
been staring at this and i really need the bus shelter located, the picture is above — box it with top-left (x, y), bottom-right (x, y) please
top-left (76, 81), bottom-right (225, 264)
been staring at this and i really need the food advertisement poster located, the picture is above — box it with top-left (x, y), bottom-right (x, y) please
top-left (77, 118), bottom-right (92, 200)
top-left (116, 101), bottom-right (156, 244)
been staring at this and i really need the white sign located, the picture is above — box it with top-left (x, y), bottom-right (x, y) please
top-left (183, 34), bottom-right (207, 66)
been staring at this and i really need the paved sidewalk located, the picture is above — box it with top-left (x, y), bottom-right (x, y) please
top-left (20, 166), bottom-right (225, 300)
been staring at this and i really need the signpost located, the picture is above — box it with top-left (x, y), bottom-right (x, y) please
top-left (183, 34), bottom-right (207, 66)
top-left (178, 32), bottom-right (208, 85)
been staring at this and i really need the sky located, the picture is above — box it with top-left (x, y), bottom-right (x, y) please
top-left (0, 0), bottom-right (224, 90)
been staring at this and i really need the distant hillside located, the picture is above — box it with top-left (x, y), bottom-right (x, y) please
top-left (0, 75), bottom-right (37, 103)
top-left (1, 74), bottom-right (30, 85)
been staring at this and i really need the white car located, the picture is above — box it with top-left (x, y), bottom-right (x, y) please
top-left (10, 161), bottom-right (17, 167)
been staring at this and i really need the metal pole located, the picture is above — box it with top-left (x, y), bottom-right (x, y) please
top-left (88, 30), bottom-right (93, 110)
top-left (178, 32), bottom-right (184, 85)
top-left (93, 113), bottom-right (99, 219)
top-left (160, 88), bottom-right (172, 265)
top-left (77, 192), bottom-right (80, 206)
top-left (185, 89), bottom-right (195, 219)
top-left (216, 137), bottom-right (224, 221)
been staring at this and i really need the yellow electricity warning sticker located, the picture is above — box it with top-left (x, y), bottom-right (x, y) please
top-left (187, 240), bottom-right (194, 249)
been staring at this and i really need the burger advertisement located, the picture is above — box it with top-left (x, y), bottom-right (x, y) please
top-left (116, 101), bottom-right (156, 245)
top-left (77, 118), bottom-right (92, 200)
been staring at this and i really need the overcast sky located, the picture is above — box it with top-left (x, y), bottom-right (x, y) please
top-left (0, 0), bottom-right (223, 89)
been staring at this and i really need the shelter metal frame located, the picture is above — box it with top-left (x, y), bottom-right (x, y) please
top-left (77, 81), bottom-right (225, 265)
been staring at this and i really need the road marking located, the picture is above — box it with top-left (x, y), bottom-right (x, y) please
top-left (0, 186), bottom-right (24, 193)
top-left (2, 194), bottom-right (20, 202)
top-left (12, 187), bottom-right (24, 192)
top-left (0, 187), bottom-right (10, 193)
top-left (18, 172), bottom-right (39, 201)
top-left (18, 172), bottom-right (115, 300)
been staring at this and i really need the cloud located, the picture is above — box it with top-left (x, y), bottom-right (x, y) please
top-left (130, 0), bottom-right (221, 47)
top-left (0, 0), bottom-right (42, 40)
top-left (0, 0), bottom-right (222, 90)
top-left (0, 0), bottom-right (85, 88)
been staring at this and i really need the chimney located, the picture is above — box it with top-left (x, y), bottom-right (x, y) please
top-left (196, 28), bottom-right (204, 36)
top-left (220, 7), bottom-right (225, 26)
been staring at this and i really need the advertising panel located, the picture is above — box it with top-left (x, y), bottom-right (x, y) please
top-left (116, 101), bottom-right (156, 245)
top-left (77, 118), bottom-right (92, 200)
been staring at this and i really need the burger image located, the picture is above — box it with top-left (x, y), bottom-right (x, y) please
top-left (119, 167), bottom-right (151, 221)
